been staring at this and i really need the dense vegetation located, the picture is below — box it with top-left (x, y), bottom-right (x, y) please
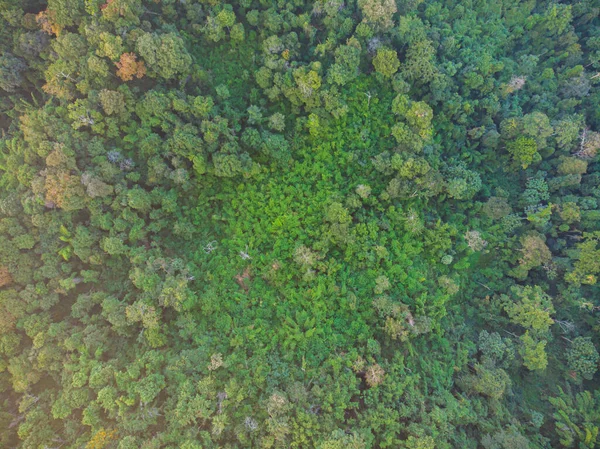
top-left (1, 0), bottom-right (600, 447)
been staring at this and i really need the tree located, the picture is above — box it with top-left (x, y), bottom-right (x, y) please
top-left (482, 197), bottom-right (512, 219)
top-left (567, 337), bottom-right (599, 381)
top-left (482, 427), bottom-right (530, 449)
top-left (100, 0), bottom-right (142, 26)
top-left (517, 234), bottom-right (551, 274)
top-left (0, 53), bottom-right (27, 92)
top-left (458, 363), bottom-right (511, 399)
top-left (328, 44), bottom-right (361, 86)
top-left (506, 137), bottom-right (539, 169)
top-left (503, 285), bottom-right (555, 333)
top-left (115, 53), bottom-right (146, 81)
top-left (402, 39), bottom-right (437, 83)
top-left (565, 232), bottom-right (600, 285)
top-left (557, 157), bottom-right (587, 175)
top-left (405, 101), bottom-right (433, 139)
top-left (47, 0), bottom-right (84, 30)
top-left (101, 237), bottom-right (127, 255)
top-left (289, 67), bottom-right (322, 108)
top-left (553, 115), bottom-right (583, 150)
top-left (268, 112), bottom-right (285, 131)
top-left (365, 363), bottom-right (385, 387)
top-left (136, 32), bottom-right (192, 80)
top-left (43, 59), bottom-right (78, 100)
top-left (135, 373), bottom-right (166, 405)
top-left (576, 131), bottom-right (600, 159)
top-left (127, 187), bottom-right (152, 212)
top-left (97, 33), bottom-right (124, 61)
top-left (42, 170), bottom-right (86, 210)
top-left (0, 265), bottom-right (12, 288)
top-left (373, 47), bottom-right (400, 78)
top-left (549, 388), bottom-right (600, 448)
top-left (317, 430), bottom-right (368, 449)
top-left (519, 332), bottom-right (548, 371)
top-left (445, 164), bottom-right (482, 200)
top-left (522, 112), bottom-right (553, 148)
top-left (86, 428), bottom-right (117, 449)
top-left (358, 0), bottom-right (397, 30)
top-left (190, 96), bottom-right (214, 118)
top-left (98, 89), bottom-right (126, 116)
top-left (478, 331), bottom-right (515, 368)
top-left (36, 9), bottom-right (62, 36)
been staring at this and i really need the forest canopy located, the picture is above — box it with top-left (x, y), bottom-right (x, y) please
top-left (0, 0), bottom-right (600, 447)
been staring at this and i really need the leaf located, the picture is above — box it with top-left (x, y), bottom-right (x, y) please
top-left (58, 246), bottom-right (73, 261)
top-left (59, 225), bottom-right (72, 238)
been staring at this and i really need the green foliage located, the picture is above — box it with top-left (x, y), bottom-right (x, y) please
top-left (567, 337), bottom-right (599, 381)
top-left (478, 331), bottom-right (515, 369)
top-left (566, 232), bottom-right (600, 285)
top-left (0, 53), bottom-right (27, 92)
top-left (519, 332), bottom-right (548, 372)
top-left (549, 388), bottom-right (600, 448)
top-left (506, 137), bottom-right (539, 169)
top-left (502, 285), bottom-right (555, 334)
top-left (373, 47), bottom-right (400, 78)
top-left (482, 427), bottom-right (530, 449)
top-left (0, 0), bottom-right (599, 448)
top-left (445, 164), bottom-right (482, 200)
top-left (458, 364), bottom-right (511, 400)
top-left (136, 32), bottom-right (192, 80)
